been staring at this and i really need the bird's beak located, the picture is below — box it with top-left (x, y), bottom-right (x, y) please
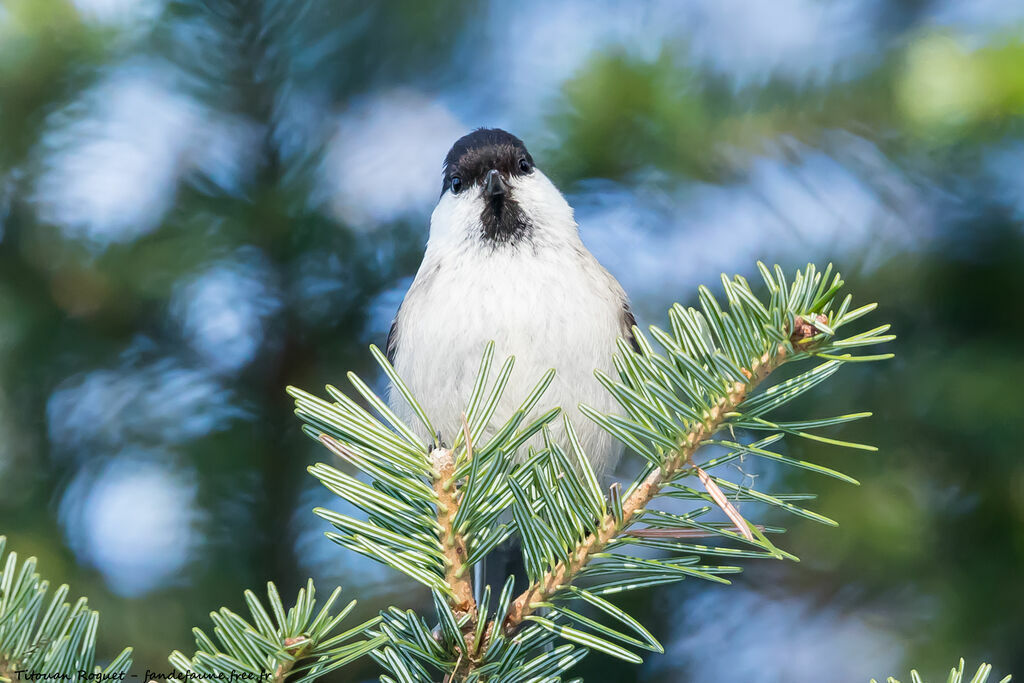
top-left (484, 169), bottom-right (507, 197)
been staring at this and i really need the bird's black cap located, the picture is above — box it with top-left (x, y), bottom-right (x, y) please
top-left (442, 128), bottom-right (534, 195)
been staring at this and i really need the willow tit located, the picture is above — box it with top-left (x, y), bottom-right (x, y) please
top-left (386, 128), bottom-right (637, 475)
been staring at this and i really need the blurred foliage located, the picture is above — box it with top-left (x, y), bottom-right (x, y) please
top-left (0, 0), bottom-right (1022, 681)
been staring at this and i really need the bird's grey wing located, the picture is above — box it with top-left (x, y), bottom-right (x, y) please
top-left (621, 300), bottom-right (641, 353)
top-left (594, 258), bottom-right (640, 353)
top-left (386, 315), bottom-right (400, 365)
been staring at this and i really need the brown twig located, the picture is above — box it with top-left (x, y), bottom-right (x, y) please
top-left (433, 416), bottom-right (485, 677)
top-left (271, 637), bottom-right (309, 683)
top-left (693, 463), bottom-right (755, 541)
top-left (1, 658), bottom-right (15, 683)
top-left (432, 444), bottom-right (475, 618)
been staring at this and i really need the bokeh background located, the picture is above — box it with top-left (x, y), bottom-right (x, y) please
top-left (2, 1), bottom-right (1023, 681)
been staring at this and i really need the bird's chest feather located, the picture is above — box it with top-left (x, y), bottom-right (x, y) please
top-left (392, 249), bottom-right (622, 443)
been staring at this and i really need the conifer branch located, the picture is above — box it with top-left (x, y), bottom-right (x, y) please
top-left (0, 260), bottom-right (1006, 681)
top-left (499, 340), bottom-right (793, 637)
top-left (432, 445), bottom-right (475, 619)
top-left (289, 262), bottom-right (902, 680)
top-left (168, 580), bottom-right (384, 683)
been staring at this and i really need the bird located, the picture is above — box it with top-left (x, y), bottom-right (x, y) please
top-left (386, 128), bottom-right (638, 478)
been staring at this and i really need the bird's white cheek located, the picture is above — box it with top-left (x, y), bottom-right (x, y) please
top-left (428, 192), bottom-right (484, 248)
top-left (510, 172), bottom-right (576, 238)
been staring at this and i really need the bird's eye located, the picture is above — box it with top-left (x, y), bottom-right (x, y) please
top-left (450, 176), bottom-right (463, 194)
top-left (519, 158), bottom-right (532, 173)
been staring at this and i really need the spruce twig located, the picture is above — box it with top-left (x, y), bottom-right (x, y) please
top-left (497, 341), bottom-right (795, 639)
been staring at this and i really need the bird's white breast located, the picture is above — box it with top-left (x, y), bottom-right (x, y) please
top-left (389, 242), bottom-right (625, 474)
